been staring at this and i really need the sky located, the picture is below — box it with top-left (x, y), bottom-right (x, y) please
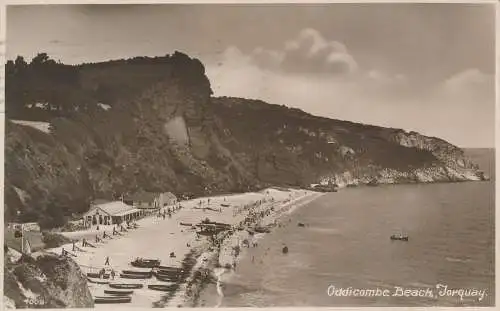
top-left (6, 3), bottom-right (496, 147)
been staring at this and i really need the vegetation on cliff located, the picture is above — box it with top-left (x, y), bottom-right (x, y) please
top-left (4, 52), bottom-right (485, 228)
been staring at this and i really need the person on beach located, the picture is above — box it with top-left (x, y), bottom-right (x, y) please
top-left (61, 248), bottom-right (66, 256)
top-left (103, 231), bottom-right (107, 239)
top-left (72, 241), bottom-right (76, 252)
top-left (110, 269), bottom-right (115, 280)
top-left (82, 238), bottom-right (86, 247)
top-left (105, 256), bottom-right (110, 266)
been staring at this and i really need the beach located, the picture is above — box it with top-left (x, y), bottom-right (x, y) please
top-left (43, 187), bottom-right (324, 307)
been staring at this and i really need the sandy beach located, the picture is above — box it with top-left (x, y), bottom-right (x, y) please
top-left (44, 187), bottom-right (324, 307)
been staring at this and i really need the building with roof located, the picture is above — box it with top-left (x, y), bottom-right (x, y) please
top-left (123, 191), bottom-right (177, 210)
top-left (83, 201), bottom-right (141, 227)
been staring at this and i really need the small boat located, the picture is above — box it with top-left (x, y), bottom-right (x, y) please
top-left (130, 258), bottom-right (161, 268)
top-left (297, 223), bottom-right (305, 227)
top-left (104, 290), bottom-right (134, 296)
top-left (390, 234), bottom-right (409, 241)
top-left (254, 227), bottom-right (271, 233)
top-left (121, 270), bottom-right (153, 276)
top-left (220, 204), bottom-right (230, 207)
top-left (156, 275), bottom-right (179, 282)
top-left (148, 284), bottom-right (178, 292)
top-left (109, 283), bottom-right (143, 289)
top-left (120, 273), bottom-right (152, 279)
top-left (282, 246), bottom-right (289, 254)
top-left (87, 278), bottom-right (109, 285)
top-left (157, 266), bottom-right (183, 271)
top-left (87, 273), bottom-right (110, 279)
top-left (155, 269), bottom-right (181, 276)
top-left (94, 296), bottom-right (132, 304)
top-left (155, 270), bottom-right (180, 276)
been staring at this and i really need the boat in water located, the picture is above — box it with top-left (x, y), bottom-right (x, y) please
top-left (390, 234), bottom-right (409, 241)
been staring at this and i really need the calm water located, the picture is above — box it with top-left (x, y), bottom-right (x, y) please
top-left (200, 149), bottom-right (495, 307)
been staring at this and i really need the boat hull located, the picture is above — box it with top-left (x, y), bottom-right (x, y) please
top-left (87, 273), bottom-right (110, 279)
top-left (94, 296), bottom-right (132, 304)
top-left (87, 278), bottom-right (109, 285)
top-left (130, 259), bottom-right (160, 268)
top-left (148, 284), bottom-right (178, 292)
top-left (120, 273), bottom-right (152, 279)
top-left (122, 270), bottom-right (153, 276)
top-left (109, 283), bottom-right (144, 289)
top-left (390, 236), bottom-right (409, 241)
top-left (104, 290), bottom-right (134, 296)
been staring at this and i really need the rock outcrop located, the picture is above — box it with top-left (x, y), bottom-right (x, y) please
top-left (4, 249), bottom-right (93, 308)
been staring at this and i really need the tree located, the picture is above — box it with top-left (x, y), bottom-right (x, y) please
top-left (14, 56), bottom-right (28, 71)
top-left (30, 53), bottom-right (50, 67)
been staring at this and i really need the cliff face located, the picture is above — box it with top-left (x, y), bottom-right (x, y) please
top-left (4, 249), bottom-right (93, 308)
top-left (211, 97), bottom-right (485, 187)
top-left (4, 52), bottom-right (486, 227)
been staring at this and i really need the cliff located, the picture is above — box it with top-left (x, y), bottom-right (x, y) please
top-left (211, 97), bottom-right (486, 187)
top-left (4, 52), bottom-right (486, 228)
top-left (4, 248), bottom-right (93, 308)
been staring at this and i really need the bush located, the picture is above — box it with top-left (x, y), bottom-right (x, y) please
top-left (59, 221), bottom-right (85, 232)
top-left (42, 232), bottom-right (73, 249)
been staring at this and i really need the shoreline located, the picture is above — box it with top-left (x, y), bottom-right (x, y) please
top-left (182, 190), bottom-right (326, 308)
top-left (43, 187), bottom-right (325, 308)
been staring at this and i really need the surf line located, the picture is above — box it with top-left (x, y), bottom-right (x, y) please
top-left (215, 268), bottom-right (227, 308)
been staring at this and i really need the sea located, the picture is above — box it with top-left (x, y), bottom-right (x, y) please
top-left (198, 148), bottom-right (495, 307)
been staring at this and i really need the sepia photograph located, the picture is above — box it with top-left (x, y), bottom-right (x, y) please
top-left (2, 2), bottom-right (496, 308)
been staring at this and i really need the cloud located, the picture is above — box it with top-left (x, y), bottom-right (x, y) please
top-left (281, 28), bottom-right (358, 75)
top-left (441, 68), bottom-right (494, 101)
top-left (236, 28), bottom-right (357, 75)
top-left (204, 33), bottom-right (494, 148)
top-left (365, 70), bottom-right (407, 85)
